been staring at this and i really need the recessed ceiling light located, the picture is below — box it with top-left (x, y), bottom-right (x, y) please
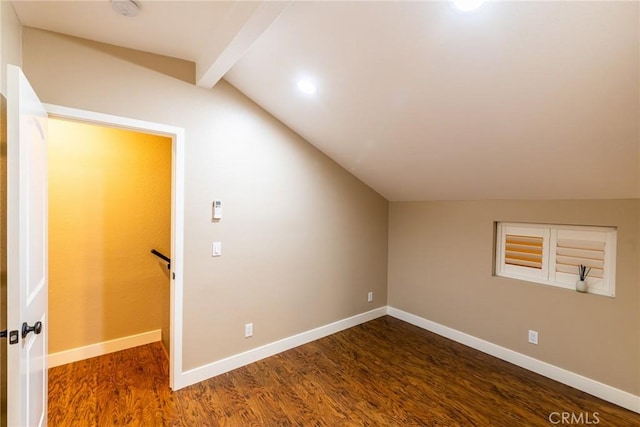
top-left (451, 0), bottom-right (486, 12)
top-left (111, 0), bottom-right (140, 17)
top-left (297, 79), bottom-right (317, 95)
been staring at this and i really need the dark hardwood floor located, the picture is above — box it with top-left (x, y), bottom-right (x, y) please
top-left (48, 316), bottom-right (640, 426)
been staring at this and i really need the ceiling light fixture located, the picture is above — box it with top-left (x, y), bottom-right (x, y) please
top-left (297, 79), bottom-right (317, 95)
top-left (111, 0), bottom-right (140, 17)
top-left (451, 0), bottom-right (486, 12)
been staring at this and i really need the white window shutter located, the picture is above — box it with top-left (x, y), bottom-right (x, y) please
top-left (498, 224), bottom-right (549, 281)
top-left (551, 228), bottom-right (616, 296)
top-left (496, 222), bottom-right (616, 297)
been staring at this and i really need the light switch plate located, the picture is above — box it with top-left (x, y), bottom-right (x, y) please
top-left (212, 241), bottom-right (222, 257)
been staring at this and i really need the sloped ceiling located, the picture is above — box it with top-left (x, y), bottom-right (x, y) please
top-left (12, 0), bottom-right (640, 201)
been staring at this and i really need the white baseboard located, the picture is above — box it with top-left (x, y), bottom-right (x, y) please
top-left (387, 307), bottom-right (640, 414)
top-left (179, 306), bottom-right (387, 389)
top-left (47, 329), bottom-right (162, 368)
top-left (68, 308), bottom-right (637, 414)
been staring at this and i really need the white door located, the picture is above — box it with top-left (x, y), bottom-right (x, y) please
top-left (6, 65), bottom-right (48, 427)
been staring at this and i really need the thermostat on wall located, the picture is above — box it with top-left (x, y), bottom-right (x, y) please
top-left (213, 200), bottom-right (222, 220)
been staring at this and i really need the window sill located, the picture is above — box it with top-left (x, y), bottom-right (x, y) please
top-left (496, 273), bottom-right (615, 298)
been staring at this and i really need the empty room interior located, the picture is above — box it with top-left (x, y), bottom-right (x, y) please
top-left (1, 0), bottom-right (639, 425)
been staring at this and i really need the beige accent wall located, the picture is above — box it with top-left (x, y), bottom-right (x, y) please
top-left (388, 199), bottom-right (640, 395)
top-left (47, 118), bottom-right (171, 354)
top-left (22, 28), bottom-right (389, 371)
top-left (0, 1), bottom-right (22, 97)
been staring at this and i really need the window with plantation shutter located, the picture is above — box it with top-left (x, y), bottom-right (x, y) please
top-left (505, 235), bottom-right (544, 269)
top-left (496, 223), bottom-right (616, 297)
top-left (498, 225), bottom-right (549, 282)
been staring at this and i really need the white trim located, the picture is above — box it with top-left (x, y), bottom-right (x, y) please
top-left (387, 307), bottom-right (640, 414)
top-left (43, 104), bottom-right (182, 137)
top-left (43, 103), bottom-right (185, 390)
top-left (169, 126), bottom-right (186, 390)
top-left (47, 330), bottom-right (161, 368)
top-left (180, 307), bottom-right (387, 389)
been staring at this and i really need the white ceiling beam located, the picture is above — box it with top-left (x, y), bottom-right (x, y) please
top-left (195, 0), bottom-right (291, 89)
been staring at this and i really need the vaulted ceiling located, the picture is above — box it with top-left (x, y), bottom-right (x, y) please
top-left (12, 0), bottom-right (640, 201)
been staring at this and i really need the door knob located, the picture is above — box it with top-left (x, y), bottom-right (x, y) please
top-left (21, 321), bottom-right (42, 339)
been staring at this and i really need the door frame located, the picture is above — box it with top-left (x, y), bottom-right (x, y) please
top-left (43, 104), bottom-right (185, 390)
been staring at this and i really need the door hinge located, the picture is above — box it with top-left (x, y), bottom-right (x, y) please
top-left (1, 330), bottom-right (19, 344)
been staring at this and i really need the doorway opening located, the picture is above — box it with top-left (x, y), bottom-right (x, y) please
top-left (48, 117), bottom-right (172, 366)
top-left (44, 104), bottom-right (185, 390)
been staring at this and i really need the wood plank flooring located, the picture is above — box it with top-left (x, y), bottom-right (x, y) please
top-left (48, 316), bottom-right (640, 426)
